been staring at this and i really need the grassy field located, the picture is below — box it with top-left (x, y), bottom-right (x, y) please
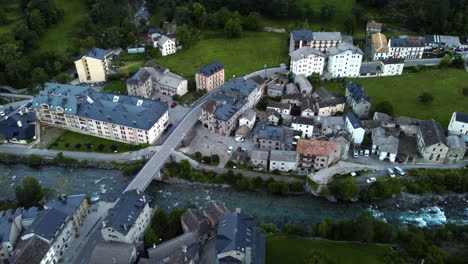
top-left (0, 1), bottom-right (22, 34)
top-left (103, 80), bottom-right (127, 94)
top-left (154, 32), bottom-right (288, 79)
top-left (266, 236), bottom-right (391, 264)
top-left (48, 131), bottom-right (141, 153)
top-left (323, 69), bottom-right (468, 128)
top-left (35, 0), bottom-right (87, 53)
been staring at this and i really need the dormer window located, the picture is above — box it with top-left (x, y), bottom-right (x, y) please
top-left (42, 104), bottom-right (49, 110)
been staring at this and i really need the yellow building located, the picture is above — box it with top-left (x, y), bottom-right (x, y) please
top-left (74, 48), bottom-right (108, 83)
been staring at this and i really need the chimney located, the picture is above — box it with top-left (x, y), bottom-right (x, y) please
top-left (236, 208), bottom-right (241, 213)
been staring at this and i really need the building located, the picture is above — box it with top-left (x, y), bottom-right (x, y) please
top-left (345, 112), bottom-right (365, 144)
top-left (448, 112), bottom-right (468, 140)
top-left (289, 47), bottom-right (326, 77)
top-left (255, 109), bottom-right (280, 126)
top-left (291, 116), bottom-right (314, 138)
top-left (380, 58), bottom-right (404, 76)
top-left (281, 93), bottom-right (304, 106)
top-left (200, 78), bottom-right (261, 136)
top-left (388, 36), bottom-right (424, 60)
top-left (445, 135), bottom-right (467, 163)
top-left (290, 30), bottom-right (342, 53)
top-left (239, 109), bottom-right (256, 129)
top-left (424, 35), bottom-right (461, 50)
top-left (294, 74), bottom-right (313, 94)
top-left (310, 87), bottom-right (346, 116)
top-left (215, 212), bottom-right (265, 264)
top-left (157, 36), bottom-right (176, 56)
top-left (366, 21), bottom-right (382, 34)
top-left (0, 108), bottom-right (36, 144)
top-left (32, 83), bottom-right (169, 145)
top-left (416, 120), bottom-right (449, 164)
top-left (127, 62), bottom-right (188, 97)
top-left (318, 116), bottom-right (345, 136)
top-left (74, 48), bottom-right (108, 83)
top-left (90, 242), bottom-right (137, 264)
top-left (285, 83), bottom-right (299, 95)
top-left (327, 42), bottom-right (364, 78)
top-left (0, 209), bottom-right (23, 260)
top-left (370, 33), bottom-right (389, 61)
top-left (372, 127), bottom-right (399, 162)
top-left (269, 150), bottom-right (298, 172)
top-left (203, 200), bottom-right (230, 230)
top-left (252, 121), bottom-right (300, 151)
top-left (296, 138), bottom-right (341, 172)
top-left (10, 236), bottom-right (54, 264)
top-left (181, 209), bottom-right (213, 243)
top-left (266, 102), bottom-right (291, 117)
top-left (139, 232), bottom-right (199, 264)
top-left (345, 82), bottom-right (371, 118)
top-left (44, 194), bottom-right (89, 231)
top-left (196, 61), bottom-right (225, 92)
top-left (266, 83), bottom-right (284, 97)
top-left (101, 190), bottom-right (153, 244)
top-left (251, 150), bottom-right (269, 171)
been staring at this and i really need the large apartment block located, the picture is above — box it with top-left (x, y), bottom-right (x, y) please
top-left (388, 36), bottom-right (425, 60)
top-left (74, 48), bottom-right (108, 83)
top-left (127, 61), bottom-right (187, 98)
top-left (196, 61), bottom-right (225, 92)
top-left (290, 30), bottom-right (342, 53)
top-left (289, 47), bottom-right (326, 77)
top-left (327, 42), bottom-right (364, 78)
top-left (32, 83), bottom-right (169, 145)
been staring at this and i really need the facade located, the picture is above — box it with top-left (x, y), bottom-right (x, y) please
top-left (44, 194), bottom-right (89, 231)
top-left (416, 120), bottom-right (449, 164)
top-left (269, 150), bottom-right (298, 172)
top-left (388, 36), bottom-right (424, 60)
top-left (327, 42), bottom-right (364, 78)
top-left (127, 62), bottom-right (188, 97)
top-left (239, 109), bottom-right (256, 129)
top-left (345, 82), bottom-right (371, 118)
top-left (448, 112), bottom-right (468, 139)
top-left (195, 61), bottom-right (225, 92)
top-left (290, 30), bottom-right (342, 53)
top-left (215, 212), bottom-right (265, 264)
top-left (380, 58), bottom-right (405, 76)
top-left (370, 33), bottom-right (389, 61)
top-left (74, 48), bottom-right (108, 83)
top-left (251, 150), bottom-right (269, 171)
top-left (90, 242), bottom-right (137, 264)
top-left (253, 122), bottom-right (300, 151)
top-left (372, 128), bottom-right (399, 162)
top-left (291, 116), bottom-right (314, 138)
top-left (445, 135), bottom-right (467, 163)
top-left (266, 102), bottom-right (291, 117)
top-left (296, 138), bottom-right (341, 172)
top-left (0, 209), bottom-right (23, 260)
top-left (289, 47), bottom-right (326, 77)
top-left (267, 83), bottom-right (284, 97)
top-left (157, 36), bottom-right (176, 56)
top-left (32, 83), bottom-right (169, 145)
top-left (101, 190), bottom-right (153, 244)
top-left (310, 87), bottom-right (346, 116)
top-left (345, 112), bottom-right (365, 144)
top-left (200, 78), bottom-right (261, 136)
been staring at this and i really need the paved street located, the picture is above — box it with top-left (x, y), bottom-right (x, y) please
top-left (404, 58), bottom-right (442, 67)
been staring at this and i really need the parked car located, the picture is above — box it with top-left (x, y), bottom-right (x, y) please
top-left (0, 111), bottom-right (5, 117)
top-left (387, 168), bottom-right (396, 177)
top-left (170, 102), bottom-right (177, 108)
top-left (237, 146), bottom-right (242, 152)
top-left (366, 177), bottom-right (377, 183)
top-left (167, 123), bottom-right (173, 129)
top-left (353, 150), bottom-right (358, 158)
top-left (235, 136), bottom-right (244, 142)
top-left (227, 146), bottom-right (233, 154)
top-left (394, 166), bottom-right (405, 176)
top-left (350, 172), bottom-right (357, 177)
top-left (364, 149), bottom-right (370, 157)
top-left (164, 100), bottom-right (169, 104)
top-left (359, 150), bottom-right (364, 156)
top-left (395, 157), bottom-right (405, 164)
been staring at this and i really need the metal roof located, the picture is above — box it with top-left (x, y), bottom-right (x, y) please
top-left (346, 82), bottom-right (370, 104)
top-left (328, 42), bottom-right (364, 56)
top-left (289, 46), bottom-right (325, 61)
top-left (76, 48), bottom-right (107, 61)
top-left (455, 112), bottom-right (468, 123)
top-left (346, 112), bottom-right (362, 129)
top-left (196, 61), bottom-right (224, 77)
top-left (44, 194), bottom-right (86, 219)
top-left (291, 30), bottom-right (313, 41)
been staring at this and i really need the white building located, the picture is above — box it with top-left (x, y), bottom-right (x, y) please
top-left (380, 58), bottom-right (404, 76)
top-left (266, 102), bottom-right (291, 117)
top-left (239, 109), bottom-right (256, 129)
top-left (32, 83), bottom-right (169, 145)
top-left (370, 33), bottom-right (389, 61)
top-left (448, 112), bottom-right (468, 139)
top-left (372, 128), bottom-right (399, 162)
top-left (327, 42), bottom-right (364, 78)
top-left (289, 47), bottom-right (325, 77)
top-left (291, 116), bottom-right (314, 138)
top-left (345, 112), bottom-right (365, 144)
top-left (388, 36), bottom-right (424, 60)
top-left (269, 150), bottom-right (298, 172)
top-left (157, 36), bottom-right (176, 56)
top-left (101, 190), bottom-right (154, 244)
top-left (74, 48), bottom-right (108, 83)
top-left (289, 30), bottom-right (342, 53)
top-left (294, 74), bottom-right (313, 94)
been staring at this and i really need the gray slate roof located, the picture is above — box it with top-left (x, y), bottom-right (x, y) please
top-left (419, 120), bottom-right (447, 146)
top-left (0, 110), bottom-right (36, 140)
top-left (181, 209), bottom-right (212, 235)
top-left (25, 208), bottom-right (68, 241)
top-left (312, 31), bottom-right (342, 41)
top-left (267, 101), bottom-right (291, 110)
top-left (251, 150), bottom-right (269, 161)
top-left (346, 112), bottom-right (362, 129)
top-left (203, 200), bottom-right (230, 227)
top-left (158, 35), bottom-right (173, 47)
top-left (292, 116), bottom-right (315, 126)
top-left (44, 194), bottom-right (86, 219)
top-left (146, 232), bottom-right (199, 263)
top-left (32, 83), bottom-right (168, 130)
top-left (104, 189), bottom-right (150, 236)
top-left (216, 213), bottom-right (265, 264)
top-left (328, 42), bottom-right (364, 56)
top-left (270, 150), bottom-right (297, 162)
top-left (382, 58), bottom-right (404, 64)
top-left (196, 61), bottom-right (224, 77)
top-left (126, 67), bottom-right (157, 85)
top-left (346, 82), bottom-right (370, 103)
top-left (372, 127), bottom-right (399, 154)
top-left (90, 242), bottom-right (135, 264)
top-left (455, 112), bottom-right (468, 123)
top-left (76, 48), bottom-right (107, 61)
top-left (219, 77), bottom-right (258, 98)
top-left (290, 46), bottom-right (325, 61)
top-left (291, 30), bottom-right (313, 41)
top-left (12, 236), bottom-right (51, 264)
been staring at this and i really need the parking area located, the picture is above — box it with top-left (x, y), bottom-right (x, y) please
top-left (179, 124), bottom-right (256, 167)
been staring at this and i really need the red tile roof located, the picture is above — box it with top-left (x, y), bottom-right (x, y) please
top-left (296, 139), bottom-right (340, 156)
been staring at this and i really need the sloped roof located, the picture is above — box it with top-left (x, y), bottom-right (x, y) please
top-left (446, 135), bottom-right (466, 149)
top-left (196, 61), bottom-right (224, 77)
top-left (419, 120), bottom-right (447, 146)
top-left (0, 111), bottom-right (36, 140)
top-left (328, 42), bottom-right (364, 56)
top-left (203, 200), bottom-right (230, 227)
top-left (372, 127), bottom-right (399, 154)
top-left (455, 112), bottom-right (468, 123)
top-left (12, 236), bottom-right (50, 264)
top-left (25, 208), bottom-right (68, 241)
top-left (90, 242), bottom-right (136, 264)
top-left (251, 150), bottom-right (269, 161)
top-left (291, 30), bottom-right (313, 41)
top-left (270, 150), bottom-right (297, 162)
top-left (346, 82), bottom-right (370, 103)
top-left (382, 58), bottom-right (404, 64)
top-left (44, 194), bottom-right (86, 219)
top-left (346, 112), bottom-right (362, 129)
top-left (296, 139), bottom-right (340, 156)
top-left (389, 37), bottom-right (424, 48)
top-left (267, 101), bottom-right (291, 110)
top-left (312, 32), bottom-right (342, 41)
top-left (290, 46), bottom-right (325, 61)
top-left (371, 33), bottom-right (389, 53)
top-left (76, 48), bottom-right (107, 61)
top-left (181, 208), bottom-right (212, 234)
top-left (292, 116), bottom-right (314, 126)
top-left (0, 208), bottom-right (23, 244)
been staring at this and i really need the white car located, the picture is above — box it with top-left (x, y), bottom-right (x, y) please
top-left (0, 111), bottom-right (4, 117)
top-left (353, 150), bottom-right (358, 158)
top-left (366, 177), bottom-right (377, 183)
top-left (235, 136), bottom-right (244, 142)
top-left (394, 166), bottom-right (405, 176)
top-left (359, 150), bottom-right (364, 156)
top-left (364, 149), bottom-right (370, 157)
top-left (227, 146), bottom-right (233, 154)
top-left (387, 168), bottom-right (396, 177)
top-left (350, 172), bottom-right (357, 177)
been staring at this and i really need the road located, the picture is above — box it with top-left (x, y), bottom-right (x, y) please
top-left (404, 58), bottom-right (442, 67)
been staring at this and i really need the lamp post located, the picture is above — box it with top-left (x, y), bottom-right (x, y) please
top-left (264, 64), bottom-right (267, 79)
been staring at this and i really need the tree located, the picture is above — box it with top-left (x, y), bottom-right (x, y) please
top-left (355, 213), bottom-right (375, 242)
top-left (31, 67), bottom-right (48, 87)
top-left (224, 18), bottom-right (242, 38)
top-left (54, 73), bottom-right (72, 84)
top-left (308, 72), bottom-right (321, 86)
top-left (243, 12), bottom-right (261, 31)
top-left (267, 180), bottom-right (289, 195)
top-left (462, 87), bottom-right (468, 97)
top-left (451, 55), bottom-right (465, 69)
top-left (190, 3), bottom-right (207, 28)
top-left (304, 7), bottom-right (314, 22)
top-left (320, 3), bottom-right (336, 22)
top-left (15, 176), bottom-right (45, 208)
top-left (439, 55), bottom-right (451, 68)
top-left (177, 24), bottom-right (198, 48)
top-left (144, 227), bottom-right (158, 248)
top-left (425, 246), bottom-right (446, 264)
top-left (330, 177), bottom-right (359, 201)
top-left (27, 154), bottom-right (42, 167)
top-left (373, 101), bottom-right (393, 115)
top-left (315, 218), bottom-right (334, 238)
top-left (211, 154), bottom-right (220, 164)
top-left (344, 16), bottom-right (356, 34)
top-left (418, 92), bottom-right (434, 104)
top-left (304, 249), bottom-right (336, 264)
top-left (28, 9), bottom-right (46, 34)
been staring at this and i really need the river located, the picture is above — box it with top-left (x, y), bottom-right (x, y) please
top-left (1, 164), bottom-right (466, 228)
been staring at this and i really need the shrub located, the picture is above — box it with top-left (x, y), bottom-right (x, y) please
top-left (462, 87), bottom-right (468, 97)
top-left (211, 154), bottom-right (220, 165)
top-left (64, 143), bottom-right (70, 147)
top-left (26, 155), bottom-right (42, 167)
top-left (260, 223), bottom-right (277, 233)
top-left (110, 144), bottom-right (118, 152)
top-left (289, 182), bottom-right (304, 192)
top-left (98, 144), bottom-right (105, 151)
top-left (194, 152), bottom-right (202, 160)
top-left (75, 144), bottom-right (81, 149)
top-left (373, 101), bottom-right (394, 115)
top-left (418, 92), bottom-right (434, 104)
